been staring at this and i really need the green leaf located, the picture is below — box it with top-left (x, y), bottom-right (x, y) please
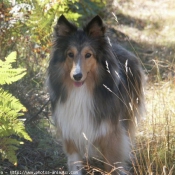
top-left (0, 52), bottom-right (32, 165)
top-left (0, 51), bottom-right (26, 85)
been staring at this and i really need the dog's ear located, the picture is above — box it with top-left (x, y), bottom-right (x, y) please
top-left (55, 15), bottom-right (77, 36)
top-left (84, 15), bottom-right (106, 37)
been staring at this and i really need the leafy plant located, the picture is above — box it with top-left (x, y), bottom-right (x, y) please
top-left (0, 0), bottom-right (106, 89)
top-left (0, 52), bottom-right (32, 165)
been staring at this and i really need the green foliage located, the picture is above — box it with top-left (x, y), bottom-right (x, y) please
top-left (70, 0), bottom-right (106, 26)
top-left (27, 0), bottom-right (106, 46)
top-left (0, 52), bottom-right (32, 165)
top-left (0, 0), bottom-right (106, 165)
top-left (0, 0), bottom-right (106, 88)
top-left (0, 52), bottom-right (26, 85)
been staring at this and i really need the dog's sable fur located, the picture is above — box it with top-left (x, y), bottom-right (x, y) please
top-left (47, 15), bottom-right (145, 174)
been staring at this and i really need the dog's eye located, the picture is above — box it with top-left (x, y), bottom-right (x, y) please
top-left (85, 53), bottom-right (92, 59)
top-left (68, 52), bottom-right (74, 58)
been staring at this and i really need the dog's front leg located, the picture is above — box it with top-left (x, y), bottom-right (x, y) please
top-left (67, 153), bottom-right (83, 175)
top-left (64, 140), bottom-right (83, 175)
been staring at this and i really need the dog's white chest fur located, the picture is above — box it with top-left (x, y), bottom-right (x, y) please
top-left (53, 84), bottom-right (108, 155)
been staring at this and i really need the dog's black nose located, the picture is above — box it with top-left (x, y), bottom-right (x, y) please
top-left (73, 73), bottom-right (83, 81)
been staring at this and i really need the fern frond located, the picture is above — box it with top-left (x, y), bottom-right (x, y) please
top-left (0, 88), bottom-right (31, 140)
top-left (0, 52), bottom-right (32, 165)
top-left (0, 88), bottom-right (26, 114)
top-left (0, 51), bottom-right (16, 67)
top-left (0, 51), bottom-right (26, 85)
top-left (0, 138), bottom-right (19, 165)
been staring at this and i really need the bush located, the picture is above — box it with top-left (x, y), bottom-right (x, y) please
top-left (0, 52), bottom-right (32, 165)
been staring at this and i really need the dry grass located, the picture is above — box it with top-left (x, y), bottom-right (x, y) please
top-left (1, 0), bottom-right (175, 174)
top-left (133, 81), bottom-right (175, 174)
top-left (109, 0), bottom-right (175, 174)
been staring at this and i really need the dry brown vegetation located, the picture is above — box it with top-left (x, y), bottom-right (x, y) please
top-left (110, 0), bottom-right (175, 174)
top-left (1, 0), bottom-right (175, 174)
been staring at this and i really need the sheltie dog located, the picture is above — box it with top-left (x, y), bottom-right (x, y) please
top-left (47, 15), bottom-right (145, 175)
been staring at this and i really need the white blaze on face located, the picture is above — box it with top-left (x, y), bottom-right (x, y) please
top-left (74, 58), bottom-right (82, 75)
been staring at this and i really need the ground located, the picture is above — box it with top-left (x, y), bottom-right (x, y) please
top-left (1, 0), bottom-right (175, 174)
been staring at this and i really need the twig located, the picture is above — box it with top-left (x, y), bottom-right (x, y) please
top-left (26, 99), bottom-right (50, 123)
top-left (168, 165), bottom-right (174, 175)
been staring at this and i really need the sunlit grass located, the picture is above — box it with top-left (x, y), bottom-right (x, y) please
top-left (108, 0), bottom-right (175, 174)
top-left (133, 80), bottom-right (175, 174)
top-left (115, 0), bottom-right (175, 46)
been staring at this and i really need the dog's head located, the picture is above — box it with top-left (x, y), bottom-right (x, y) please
top-left (53, 15), bottom-right (106, 87)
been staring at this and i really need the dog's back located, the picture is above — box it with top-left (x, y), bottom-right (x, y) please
top-left (112, 44), bottom-right (145, 136)
top-left (47, 15), bottom-right (145, 175)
